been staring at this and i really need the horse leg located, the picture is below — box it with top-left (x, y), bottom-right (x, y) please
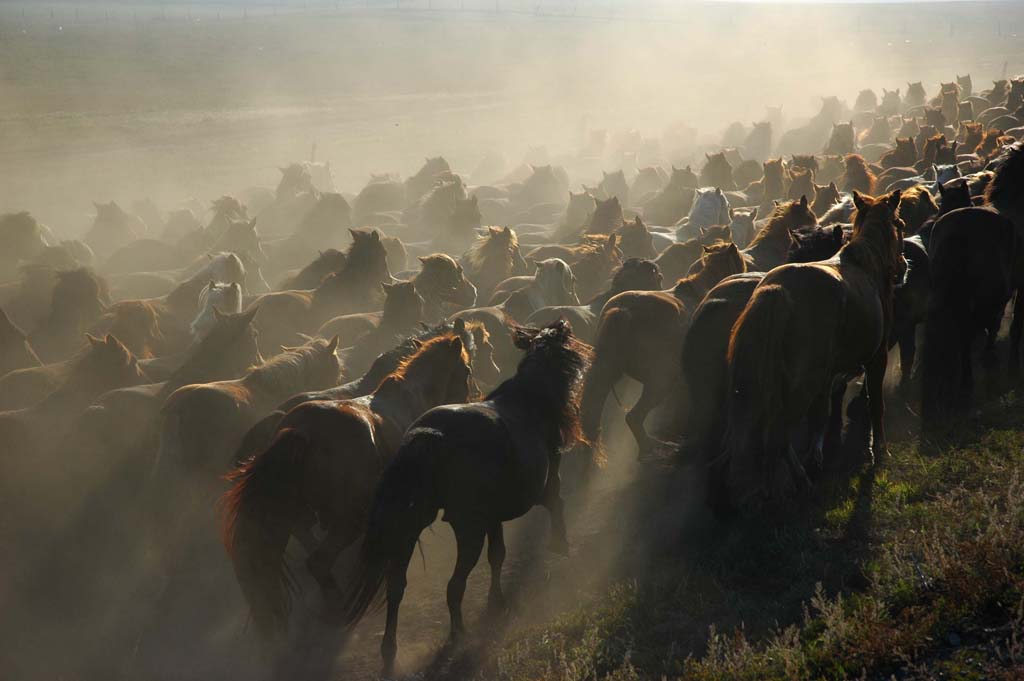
top-left (897, 324), bottom-right (917, 395)
top-left (542, 448), bottom-right (569, 556)
top-left (485, 522), bottom-right (507, 615)
top-left (626, 382), bottom-right (667, 460)
top-left (447, 522), bottom-right (486, 645)
top-left (381, 537), bottom-right (417, 675)
top-left (307, 522), bottom-right (362, 600)
top-left (1010, 291), bottom-right (1024, 375)
top-left (824, 379), bottom-right (847, 456)
top-left (864, 349), bottom-right (889, 463)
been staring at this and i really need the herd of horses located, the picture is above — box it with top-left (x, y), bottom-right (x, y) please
top-left (3, 72), bottom-right (1024, 674)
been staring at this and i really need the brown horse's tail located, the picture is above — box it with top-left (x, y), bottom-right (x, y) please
top-left (580, 307), bottom-right (630, 452)
top-left (723, 285), bottom-right (792, 507)
top-left (220, 427), bottom-right (309, 639)
top-left (335, 427), bottom-right (440, 631)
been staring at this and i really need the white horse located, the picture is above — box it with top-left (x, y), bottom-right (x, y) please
top-left (190, 281), bottom-right (243, 340)
top-left (676, 187), bottom-right (730, 241)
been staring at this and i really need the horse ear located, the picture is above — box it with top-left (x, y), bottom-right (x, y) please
top-left (937, 181), bottom-right (947, 196)
top-left (85, 333), bottom-right (101, 347)
top-left (799, 194), bottom-right (808, 208)
top-left (715, 187), bottom-right (723, 196)
top-left (417, 255), bottom-right (429, 265)
top-left (852, 190), bottom-right (867, 212)
top-left (751, 207), bottom-right (758, 220)
top-left (348, 228), bottom-right (359, 240)
top-left (488, 226), bottom-right (501, 235)
top-left (381, 282), bottom-right (393, 293)
top-left (448, 336), bottom-right (464, 354)
top-left (728, 243), bottom-right (739, 254)
top-left (605, 234), bottom-right (617, 250)
top-left (829, 182), bottom-right (838, 191)
top-left (700, 227), bottom-right (707, 239)
top-left (370, 230), bottom-right (381, 242)
top-left (326, 335), bottom-right (339, 354)
top-left (453, 317), bottom-right (466, 334)
top-left (886, 190), bottom-right (902, 209)
top-left (702, 244), bottom-right (711, 253)
top-left (530, 258), bottom-right (540, 273)
top-left (831, 225), bottom-right (844, 240)
top-left (502, 226), bottom-right (512, 236)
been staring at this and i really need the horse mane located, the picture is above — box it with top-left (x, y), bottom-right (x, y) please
top-left (491, 321), bottom-right (591, 451)
top-left (843, 154), bottom-right (875, 193)
top-left (841, 192), bottom-right (903, 290)
top-left (374, 333), bottom-right (469, 397)
top-left (465, 228), bottom-right (518, 272)
top-left (672, 241), bottom-right (745, 300)
top-left (985, 141), bottom-right (1024, 226)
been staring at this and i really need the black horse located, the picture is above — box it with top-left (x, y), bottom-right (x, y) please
top-left (333, 320), bottom-right (590, 673)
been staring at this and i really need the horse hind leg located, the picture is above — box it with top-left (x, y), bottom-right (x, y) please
top-left (485, 522), bottom-right (508, 615)
top-left (447, 522), bottom-right (486, 645)
top-left (625, 381), bottom-right (669, 460)
top-left (307, 521), bottom-right (362, 602)
top-left (381, 537), bottom-right (418, 676)
top-left (542, 449), bottom-right (569, 556)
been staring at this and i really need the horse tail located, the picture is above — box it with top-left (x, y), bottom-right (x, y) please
top-left (336, 428), bottom-right (440, 630)
top-left (579, 307), bottom-right (630, 455)
top-left (220, 427), bottom-right (309, 638)
top-left (723, 284), bottom-right (792, 505)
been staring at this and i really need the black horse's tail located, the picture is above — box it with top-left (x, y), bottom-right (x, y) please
top-left (220, 427), bottom-right (309, 639)
top-left (336, 428), bottom-right (441, 630)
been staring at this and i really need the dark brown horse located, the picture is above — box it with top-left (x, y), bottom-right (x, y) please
top-left (27, 268), bottom-right (110, 363)
top-left (333, 320), bottom-right (590, 674)
top-left (722, 190), bottom-right (906, 510)
top-left (581, 242), bottom-right (746, 457)
top-left (221, 333), bottom-right (473, 640)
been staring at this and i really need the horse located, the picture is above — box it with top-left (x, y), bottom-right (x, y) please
top-left (62, 307), bottom-right (264, 474)
top-left (0, 306), bottom-right (41, 380)
top-left (920, 208), bottom-right (1015, 421)
top-left (699, 152), bottom-right (736, 191)
top-left (406, 254), bottom-right (478, 322)
top-left (587, 196), bottom-right (624, 234)
top-left (508, 164), bottom-right (569, 209)
top-left (0, 212), bottom-right (48, 282)
top-left (677, 188), bottom-right (730, 241)
top-left (84, 201), bottom-right (146, 259)
top-left (527, 258), bottom-right (664, 343)
top-left (906, 82), bottom-right (927, 109)
top-left (220, 332), bottom-right (473, 640)
top-left (728, 208), bottom-right (758, 248)
top-left (598, 170), bottom-right (629, 209)
top-left (319, 282), bottom-right (425, 377)
top-left (190, 282), bottom-right (243, 341)
top-left (743, 121), bottom-right (773, 162)
top-left (333, 320), bottom-right (589, 674)
top-left (0, 334), bottom-right (148, 462)
top-left (90, 299), bottom-right (164, 359)
top-left (721, 190), bottom-right (906, 512)
top-left (825, 121), bottom-right (856, 156)
top-left (276, 249), bottom-right (346, 292)
top-left (580, 242), bottom-right (746, 458)
top-left (811, 182), bottom-right (842, 215)
top-left (654, 239), bottom-right (704, 284)
top-left (841, 154), bottom-right (876, 194)
top-left (461, 227), bottom-right (529, 304)
top-left (28, 268), bottom-right (110, 363)
top-left (787, 167), bottom-right (816, 203)
top-left (249, 229), bottom-right (392, 354)
top-left (629, 167), bottom-right (668, 204)
top-left (739, 196), bottom-right (818, 272)
top-left (879, 88), bottom-right (902, 116)
top-left (984, 142), bottom-right (1024, 372)
top-left (263, 193), bottom-right (351, 277)
top-left (487, 258), bottom-right (580, 310)
top-left (230, 319), bottom-right (496, 465)
top-left (156, 336), bottom-right (341, 480)
top-left (639, 166), bottom-right (697, 226)
top-left (615, 217), bottom-right (658, 260)
top-left (879, 137), bottom-right (918, 169)
top-left (352, 174), bottom-right (406, 224)
top-left (526, 235), bottom-right (622, 304)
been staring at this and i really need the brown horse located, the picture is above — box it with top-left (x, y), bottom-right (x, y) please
top-left (333, 320), bottom-right (589, 674)
top-left (250, 229), bottom-right (391, 354)
top-left (654, 239), bottom-right (704, 284)
top-left (524, 234), bottom-right (621, 303)
top-left (527, 258), bottom-right (665, 343)
top-left (0, 306), bottom-right (41, 380)
top-left (580, 242), bottom-right (746, 457)
top-left (739, 196), bottom-right (818, 272)
top-left (880, 137), bottom-right (918, 169)
top-left (89, 299), bottom-right (164, 359)
top-left (156, 336), bottom-right (341, 479)
top-left (276, 248), bottom-right (347, 291)
top-left (409, 254), bottom-right (478, 321)
top-left (721, 190), bottom-right (906, 510)
top-left (221, 333), bottom-right (473, 640)
top-left (614, 217), bottom-right (658, 260)
top-left (0, 334), bottom-right (148, 463)
top-left (811, 182), bottom-right (841, 215)
top-left (841, 154), bottom-right (876, 194)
